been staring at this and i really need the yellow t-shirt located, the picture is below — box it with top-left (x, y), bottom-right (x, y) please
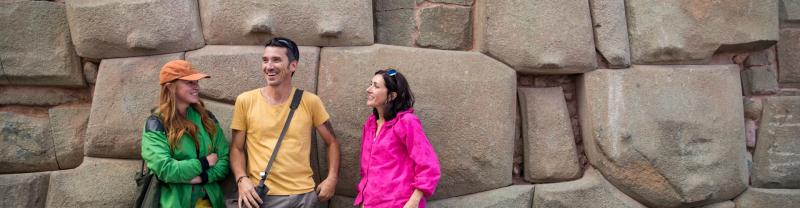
top-left (231, 88), bottom-right (330, 195)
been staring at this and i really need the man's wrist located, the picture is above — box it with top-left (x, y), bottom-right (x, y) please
top-left (236, 175), bottom-right (249, 184)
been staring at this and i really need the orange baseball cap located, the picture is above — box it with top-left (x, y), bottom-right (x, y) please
top-left (159, 60), bottom-right (210, 85)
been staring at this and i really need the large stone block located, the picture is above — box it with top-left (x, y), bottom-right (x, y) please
top-left (0, 110), bottom-right (57, 173)
top-left (202, 99), bottom-right (233, 143)
top-left (198, 0), bottom-right (373, 46)
top-left (777, 28), bottom-right (800, 84)
top-left (733, 188), bottom-right (800, 208)
top-left (417, 5), bottom-right (472, 50)
top-left (579, 65), bottom-right (749, 208)
top-left (532, 168), bottom-right (646, 208)
top-left (186, 45), bottom-right (319, 102)
top-left (428, 185), bottom-right (533, 208)
top-left (419, 0), bottom-right (473, 6)
top-left (0, 86), bottom-right (91, 106)
top-left (85, 53), bottom-right (183, 159)
top-left (65, 0), bottom-right (204, 59)
top-left (317, 45), bottom-right (516, 199)
top-left (0, 1), bottom-right (84, 87)
top-left (484, 0), bottom-right (596, 74)
top-left (589, 0), bottom-right (631, 68)
top-left (741, 65), bottom-right (779, 95)
top-left (375, 0), bottom-right (416, 47)
top-left (0, 172), bottom-right (50, 208)
top-left (518, 87), bottom-right (581, 183)
top-left (49, 104), bottom-right (91, 169)
top-left (752, 96), bottom-right (800, 188)
top-left (45, 157), bottom-right (140, 208)
top-left (627, 0), bottom-right (778, 64)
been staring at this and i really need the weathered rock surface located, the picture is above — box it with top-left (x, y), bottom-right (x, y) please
top-left (417, 5), bottom-right (472, 50)
top-left (202, 99), bottom-right (233, 143)
top-left (428, 185), bottom-right (533, 208)
top-left (46, 157), bottom-right (139, 208)
top-left (0, 86), bottom-right (91, 106)
top-left (0, 110), bottom-right (57, 173)
top-left (49, 104), bottom-right (91, 169)
top-left (375, 0), bottom-right (416, 46)
top-left (579, 65), bottom-right (749, 207)
top-left (741, 65), bottom-right (779, 95)
top-left (198, 0), bottom-right (373, 46)
top-left (65, 0), bottom-right (204, 59)
top-left (733, 188), bottom-right (800, 208)
top-left (589, 0), bottom-right (631, 68)
top-left (752, 96), bottom-right (800, 188)
top-left (532, 168), bottom-right (647, 208)
top-left (0, 172), bottom-right (50, 208)
top-left (777, 28), bottom-right (800, 84)
top-left (0, 1), bottom-right (84, 87)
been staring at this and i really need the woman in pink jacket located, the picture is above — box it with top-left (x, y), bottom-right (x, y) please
top-left (355, 68), bottom-right (441, 208)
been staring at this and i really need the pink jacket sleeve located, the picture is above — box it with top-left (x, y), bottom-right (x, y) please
top-left (400, 116), bottom-right (441, 197)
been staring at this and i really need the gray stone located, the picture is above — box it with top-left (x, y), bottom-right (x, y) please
top-left (377, 0), bottom-right (415, 10)
top-left (777, 28), bottom-right (800, 84)
top-left (589, 0), bottom-right (631, 68)
top-left (0, 172), bottom-right (50, 208)
top-left (330, 195), bottom-right (355, 208)
top-left (532, 168), bottom-right (646, 208)
top-left (0, 86), bottom-right (91, 106)
top-left (744, 49), bottom-right (773, 66)
top-left (0, 110), bottom-right (57, 173)
top-left (198, 0), bottom-right (373, 46)
top-left (83, 62), bottom-right (98, 84)
top-left (417, 5), bottom-right (472, 50)
top-left (518, 87), bottom-right (581, 183)
top-left (484, 0), bottom-right (596, 74)
top-left (317, 45), bottom-right (516, 199)
top-left (85, 53), bottom-right (184, 159)
top-left (697, 201), bottom-right (734, 208)
top-left (428, 185), bottom-right (533, 208)
top-left (741, 66), bottom-right (779, 95)
top-left (49, 104), bottom-right (90, 169)
top-left (733, 188), bottom-right (800, 208)
top-left (419, 0), bottom-right (472, 6)
top-left (627, 0), bottom-right (778, 64)
top-left (186, 45), bottom-right (319, 103)
top-left (0, 1), bottom-right (84, 87)
top-left (743, 97), bottom-right (763, 120)
top-left (579, 65), bottom-right (749, 207)
top-left (781, 0), bottom-right (800, 24)
top-left (753, 96), bottom-right (800, 188)
top-left (375, 2), bottom-right (415, 46)
top-left (46, 157), bottom-right (140, 208)
top-left (202, 99), bottom-right (233, 143)
top-left (65, 0), bottom-right (204, 59)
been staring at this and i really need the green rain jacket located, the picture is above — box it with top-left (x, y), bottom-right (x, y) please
top-left (141, 107), bottom-right (230, 208)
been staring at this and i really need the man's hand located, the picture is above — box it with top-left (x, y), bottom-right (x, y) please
top-left (237, 179), bottom-right (262, 208)
top-left (315, 177), bottom-right (337, 202)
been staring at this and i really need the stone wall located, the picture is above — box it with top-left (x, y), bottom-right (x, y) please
top-left (1, 0), bottom-right (799, 207)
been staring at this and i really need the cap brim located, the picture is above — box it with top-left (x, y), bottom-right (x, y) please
top-left (178, 73), bottom-right (210, 81)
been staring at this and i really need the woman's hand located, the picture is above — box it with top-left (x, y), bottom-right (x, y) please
top-left (402, 189), bottom-right (423, 208)
top-left (206, 153), bottom-right (218, 166)
top-left (189, 176), bottom-right (202, 184)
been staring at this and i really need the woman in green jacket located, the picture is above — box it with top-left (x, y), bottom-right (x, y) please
top-left (141, 60), bottom-right (230, 208)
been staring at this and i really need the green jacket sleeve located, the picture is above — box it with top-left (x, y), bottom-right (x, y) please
top-left (205, 123), bottom-right (230, 183)
top-left (141, 116), bottom-right (202, 183)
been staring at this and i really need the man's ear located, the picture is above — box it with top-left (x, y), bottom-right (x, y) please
top-left (289, 60), bottom-right (299, 73)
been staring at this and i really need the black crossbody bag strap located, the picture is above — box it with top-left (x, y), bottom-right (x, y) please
top-left (257, 88), bottom-right (304, 189)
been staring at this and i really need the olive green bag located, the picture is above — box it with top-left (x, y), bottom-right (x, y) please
top-left (134, 160), bottom-right (160, 208)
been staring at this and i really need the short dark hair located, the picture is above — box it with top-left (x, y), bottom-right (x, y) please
top-left (265, 37), bottom-right (299, 63)
top-left (372, 69), bottom-right (415, 121)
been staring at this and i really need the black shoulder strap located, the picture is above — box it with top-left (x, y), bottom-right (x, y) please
top-left (257, 89), bottom-right (304, 187)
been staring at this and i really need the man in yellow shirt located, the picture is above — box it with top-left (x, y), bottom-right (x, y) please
top-left (231, 37), bottom-right (340, 208)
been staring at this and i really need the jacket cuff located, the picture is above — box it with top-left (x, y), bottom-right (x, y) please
top-left (200, 171), bottom-right (209, 184)
top-left (199, 157), bottom-right (210, 171)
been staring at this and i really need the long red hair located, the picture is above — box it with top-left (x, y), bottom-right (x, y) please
top-left (157, 82), bottom-right (217, 150)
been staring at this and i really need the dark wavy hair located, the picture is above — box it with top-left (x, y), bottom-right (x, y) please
top-left (372, 69), bottom-right (414, 121)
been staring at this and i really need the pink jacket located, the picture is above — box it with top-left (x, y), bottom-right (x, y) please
top-left (355, 109), bottom-right (441, 208)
